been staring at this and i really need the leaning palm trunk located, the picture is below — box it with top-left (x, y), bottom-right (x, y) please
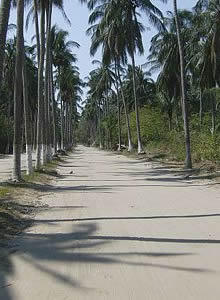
top-left (117, 65), bottom-right (133, 151)
top-left (173, 0), bottom-right (192, 169)
top-left (131, 54), bottom-right (144, 154)
top-left (36, 3), bottom-right (46, 170)
top-left (0, 0), bottom-right (11, 89)
top-left (12, 0), bottom-right (24, 181)
top-left (22, 55), bottom-right (33, 175)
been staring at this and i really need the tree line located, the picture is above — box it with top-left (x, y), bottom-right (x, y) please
top-left (0, 0), bottom-right (83, 181)
top-left (78, 0), bottom-right (220, 169)
top-left (1, 0), bottom-right (220, 181)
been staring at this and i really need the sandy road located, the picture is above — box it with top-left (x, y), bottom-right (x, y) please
top-left (0, 153), bottom-right (35, 182)
top-left (1, 145), bottom-right (220, 300)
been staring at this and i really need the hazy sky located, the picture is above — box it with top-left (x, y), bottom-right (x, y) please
top-left (9, 0), bottom-right (197, 93)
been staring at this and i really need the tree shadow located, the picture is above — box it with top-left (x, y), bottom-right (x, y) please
top-left (32, 212), bottom-right (220, 225)
top-left (0, 222), bottom-right (214, 299)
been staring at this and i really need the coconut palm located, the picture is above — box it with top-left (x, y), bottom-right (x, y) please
top-left (51, 25), bottom-right (80, 150)
top-left (173, 0), bottom-right (192, 169)
top-left (87, 0), bottom-right (165, 153)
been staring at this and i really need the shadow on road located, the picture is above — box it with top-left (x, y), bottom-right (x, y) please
top-left (0, 222), bottom-right (214, 299)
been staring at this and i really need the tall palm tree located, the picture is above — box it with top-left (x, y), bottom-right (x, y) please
top-left (12, 0), bottom-right (24, 181)
top-left (0, 0), bottom-right (12, 89)
top-left (88, 9), bottom-right (133, 150)
top-left (35, 0), bottom-right (46, 170)
top-left (51, 25), bottom-right (80, 150)
top-left (87, 0), bottom-right (165, 153)
top-left (173, 0), bottom-right (192, 169)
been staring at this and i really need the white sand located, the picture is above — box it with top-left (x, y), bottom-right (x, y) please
top-left (1, 145), bottom-right (220, 300)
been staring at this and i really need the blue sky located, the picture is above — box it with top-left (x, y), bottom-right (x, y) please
top-left (9, 0), bottom-right (197, 91)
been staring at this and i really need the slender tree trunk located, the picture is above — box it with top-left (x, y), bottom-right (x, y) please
top-left (61, 99), bottom-right (64, 149)
top-left (22, 54), bottom-right (33, 175)
top-left (174, 0), bottom-right (192, 169)
top-left (114, 60), bottom-right (121, 151)
top-left (199, 88), bottom-right (203, 127)
top-left (33, 111), bottom-right (37, 150)
top-left (0, 0), bottom-right (11, 89)
top-left (65, 101), bottom-right (68, 148)
top-left (50, 59), bottom-right (57, 153)
top-left (117, 65), bottom-right (133, 151)
top-left (105, 93), bottom-right (109, 149)
top-left (168, 109), bottom-right (172, 131)
top-left (33, 0), bottom-right (40, 66)
top-left (36, 3), bottom-right (45, 170)
top-left (12, 0), bottom-right (24, 181)
top-left (131, 53), bottom-right (144, 154)
top-left (6, 96), bottom-right (11, 154)
top-left (44, 0), bottom-right (53, 162)
top-left (98, 100), bottom-right (103, 149)
top-left (69, 102), bottom-right (72, 147)
top-left (211, 97), bottom-right (216, 135)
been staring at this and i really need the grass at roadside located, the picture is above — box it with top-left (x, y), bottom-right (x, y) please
top-left (0, 156), bottom-right (63, 245)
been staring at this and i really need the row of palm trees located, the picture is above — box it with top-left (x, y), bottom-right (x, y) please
top-left (79, 0), bottom-right (192, 166)
top-left (0, 0), bottom-right (82, 181)
top-left (80, 0), bottom-right (220, 168)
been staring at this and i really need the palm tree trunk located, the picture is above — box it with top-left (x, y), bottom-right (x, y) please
top-left (12, 0), bottom-right (24, 182)
top-left (168, 109), bottom-right (172, 131)
top-left (0, 0), bottom-right (11, 89)
top-left (173, 0), bottom-right (192, 169)
top-left (65, 101), bottom-right (68, 148)
top-left (114, 61), bottom-right (121, 151)
top-left (98, 100), bottom-right (103, 149)
top-left (22, 54), bottom-right (33, 175)
top-left (36, 2), bottom-right (46, 170)
top-left (61, 99), bottom-right (64, 149)
top-left (50, 58), bottom-right (57, 153)
top-left (69, 101), bottom-right (73, 147)
top-left (117, 65), bottom-right (133, 151)
top-left (45, 0), bottom-right (53, 162)
top-left (33, 0), bottom-right (40, 66)
top-left (199, 88), bottom-right (203, 127)
top-left (211, 97), bottom-right (216, 135)
top-left (131, 53), bottom-right (144, 154)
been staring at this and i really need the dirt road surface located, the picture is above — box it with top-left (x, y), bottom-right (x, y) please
top-left (1, 145), bottom-right (220, 300)
top-left (0, 153), bottom-right (33, 182)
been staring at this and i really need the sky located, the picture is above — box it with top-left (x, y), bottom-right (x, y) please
top-left (8, 0), bottom-right (198, 97)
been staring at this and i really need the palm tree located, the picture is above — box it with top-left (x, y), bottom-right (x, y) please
top-left (51, 25), bottom-right (80, 150)
top-left (0, 0), bottom-right (12, 89)
top-left (87, 0), bottom-right (165, 153)
top-left (88, 9), bottom-right (133, 150)
top-left (35, 0), bottom-right (46, 170)
top-left (173, 0), bottom-right (192, 169)
top-left (12, 0), bottom-right (24, 181)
